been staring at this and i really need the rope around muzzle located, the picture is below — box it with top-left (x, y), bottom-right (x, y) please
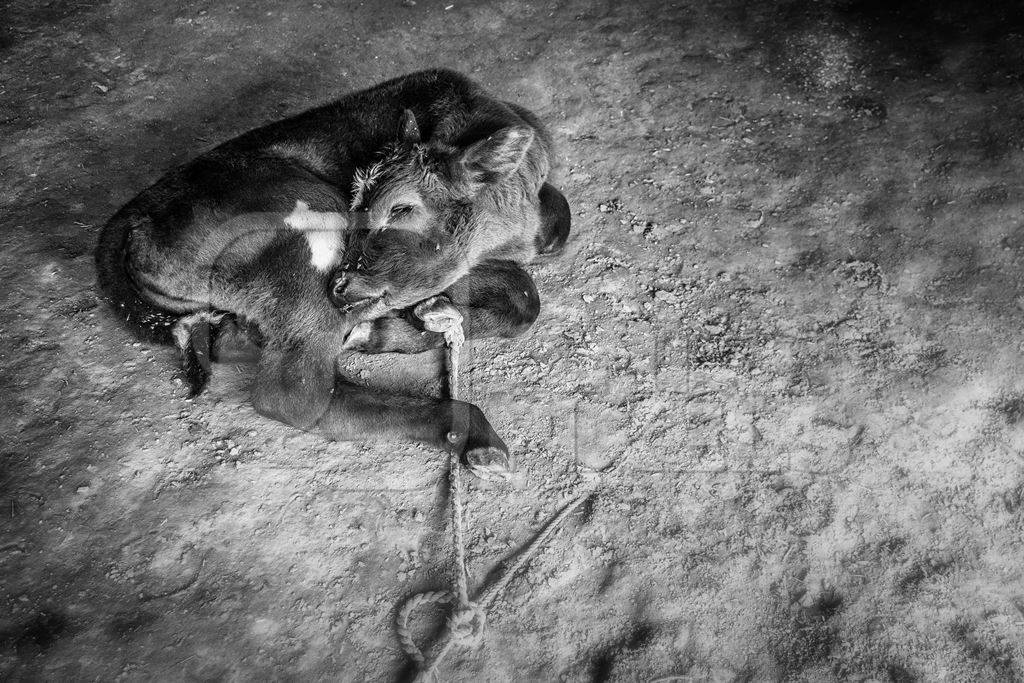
top-left (394, 316), bottom-right (593, 682)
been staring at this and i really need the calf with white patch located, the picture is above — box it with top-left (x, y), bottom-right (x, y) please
top-left (95, 69), bottom-right (570, 478)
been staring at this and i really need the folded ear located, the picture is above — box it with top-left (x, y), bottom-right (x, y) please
top-left (398, 109), bottom-right (421, 146)
top-left (460, 126), bottom-right (534, 186)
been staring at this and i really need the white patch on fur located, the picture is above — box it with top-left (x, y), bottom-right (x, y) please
top-left (284, 200), bottom-right (347, 272)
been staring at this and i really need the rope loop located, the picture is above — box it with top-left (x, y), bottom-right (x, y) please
top-left (396, 590), bottom-right (454, 664)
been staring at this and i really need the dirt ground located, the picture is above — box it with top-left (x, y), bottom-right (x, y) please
top-left (3, 0), bottom-right (1024, 680)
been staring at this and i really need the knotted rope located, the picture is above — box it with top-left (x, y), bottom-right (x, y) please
top-left (395, 313), bottom-right (592, 682)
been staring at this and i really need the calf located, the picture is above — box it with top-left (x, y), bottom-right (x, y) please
top-left (95, 69), bottom-right (569, 478)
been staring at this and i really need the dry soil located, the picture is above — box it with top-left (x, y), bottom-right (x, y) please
top-left (2, 1), bottom-right (1024, 681)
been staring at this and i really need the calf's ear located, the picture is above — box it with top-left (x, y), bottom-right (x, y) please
top-left (399, 109), bottom-right (421, 146)
top-left (460, 126), bottom-right (534, 186)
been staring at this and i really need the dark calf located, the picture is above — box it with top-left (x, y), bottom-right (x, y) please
top-left (94, 70), bottom-right (560, 477)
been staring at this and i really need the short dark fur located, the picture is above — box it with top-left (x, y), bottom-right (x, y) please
top-left (94, 69), bottom-right (571, 470)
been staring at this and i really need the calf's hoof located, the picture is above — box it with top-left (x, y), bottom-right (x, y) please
top-left (465, 445), bottom-right (514, 482)
top-left (342, 321), bottom-right (374, 351)
top-left (447, 400), bottom-right (514, 481)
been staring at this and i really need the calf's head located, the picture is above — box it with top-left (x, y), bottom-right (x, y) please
top-left (330, 110), bottom-right (534, 312)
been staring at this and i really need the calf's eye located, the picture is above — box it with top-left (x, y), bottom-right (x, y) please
top-left (389, 204), bottom-right (414, 219)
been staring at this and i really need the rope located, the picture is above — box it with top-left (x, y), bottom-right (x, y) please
top-left (445, 321), bottom-right (463, 402)
top-left (395, 591), bottom-right (452, 665)
top-left (443, 321), bottom-right (469, 609)
top-left (478, 491), bottom-right (592, 611)
top-left (394, 313), bottom-right (593, 682)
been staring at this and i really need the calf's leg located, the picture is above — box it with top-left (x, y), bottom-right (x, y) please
top-left (251, 343), bottom-right (511, 478)
top-left (344, 259), bottom-right (540, 354)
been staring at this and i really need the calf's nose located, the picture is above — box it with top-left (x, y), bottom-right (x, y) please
top-left (329, 273), bottom-right (356, 308)
top-left (329, 271), bottom-right (386, 310)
